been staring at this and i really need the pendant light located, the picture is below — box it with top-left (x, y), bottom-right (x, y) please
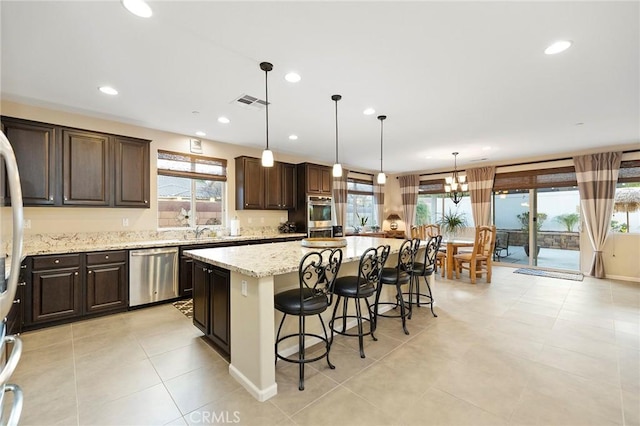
top-left (260, 62), bottom-right (274, 167)
top-left (377, 115), bottom-right (387, 184)
top-left (444, 152), bottom-right (468, 204)
top-left (331, 94), bottom-right (342, 177)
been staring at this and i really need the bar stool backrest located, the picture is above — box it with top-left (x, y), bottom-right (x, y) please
top-left (421, 235), bottom-right (443, 273)
top-left (299, 248), bottom-right (343, 308)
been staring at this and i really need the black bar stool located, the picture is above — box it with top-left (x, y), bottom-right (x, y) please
top-left (405, 235), bottom-right (441, 318)
top-left (329, 245), bottom-right (390, 358)
top-left (373, 239), bottom-right (417, 335)
top-left (274, 248), bottom-right (343, 390)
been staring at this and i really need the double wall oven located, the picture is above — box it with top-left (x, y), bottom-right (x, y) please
top-left (307, 196), bottom-right (333, 238)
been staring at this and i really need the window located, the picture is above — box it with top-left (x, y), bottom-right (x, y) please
top-left (418, 180), bottom-right (472, 226)
top-left (157, 150), bottom-right (227, 228)
top-left (347, 178), bottom-right (375, 229)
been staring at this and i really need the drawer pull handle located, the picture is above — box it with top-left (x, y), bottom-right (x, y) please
top-left (18, 281), bottom-right (26, 286)
top-left (13, 299), bottom-right (20, 304)
top-left (54, 259), bottom-right (60, 264)
top-left (105, 255), bottom-right (109, 259)
top-left (74, 272), bottom-right (78, 276)
top-left (88, 271), bottom-right (93, 274)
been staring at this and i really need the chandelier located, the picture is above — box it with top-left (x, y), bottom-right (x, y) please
top-left (445, 152), bottom-right (467, 204)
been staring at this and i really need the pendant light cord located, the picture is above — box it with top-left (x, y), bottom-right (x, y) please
top-left (380, 119), bottom-right (384, 172)
top-left (264, 69), bottom-right (269, 150)
top-left (335, 99), bottom-right (339, 164)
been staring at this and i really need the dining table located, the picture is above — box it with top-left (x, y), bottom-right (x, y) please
top-left (443, 238), bottom-right (475, 279)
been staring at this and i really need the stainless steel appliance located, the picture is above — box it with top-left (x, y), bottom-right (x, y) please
top-left (129, 247), bottom-right (179, 307)
top-left (307, 195), bottom-right (332, 236)
top-left (308, 227), bottom-right (333, 238)
top-left (0, 130), bottom-right (24, 425)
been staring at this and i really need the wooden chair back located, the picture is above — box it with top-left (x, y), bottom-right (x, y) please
top-left (411, 224), bottom-right (441, 240)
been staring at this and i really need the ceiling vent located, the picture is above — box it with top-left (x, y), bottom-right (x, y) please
top-left (232, 94), bottom-right (268, 110)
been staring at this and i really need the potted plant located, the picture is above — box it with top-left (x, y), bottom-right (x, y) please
top-left (438, 209), bottom-right (467, 238)
top-left (517, 211), bottom-right (547, 256)
top-left (354, 213), bottom-right (368, 233)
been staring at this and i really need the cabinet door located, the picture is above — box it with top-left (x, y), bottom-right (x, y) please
top-left (320, 167), bottom-right (332, 194)
top-left (209, 266), bottom-right (230, 354)
top-left (1, 117), bottom-right (57, 205)
top-left (281, 162), bottom-right (296, 209)
top-left (114, 136), bottom-right (150, 208)
top-left (264, 162), bottom-right (283, 209)
top-left (180, 256), bottom-right (193, 298)
top-left (86, 262), bottom-right (127, 313)
top-left (192, 262), bottom-right (209, 334)
top-left (307, 165), bottom-right (321, 193)
top-left (62, 129), bottom-right (110, 206)
top-left (31, 267), bottom-right (82, 323)
top-left (236, 157), bottom-right (264, 209)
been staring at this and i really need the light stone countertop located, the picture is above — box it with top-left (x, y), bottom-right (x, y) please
top-left (184, 236), bottom-right (409, 278)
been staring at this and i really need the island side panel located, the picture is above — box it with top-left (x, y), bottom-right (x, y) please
top-left (228, 271), bottom-right (278, 402)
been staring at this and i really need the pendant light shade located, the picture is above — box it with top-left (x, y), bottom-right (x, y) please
top-left (377, 115), bottom-right (387, 185)
top-left (260, 61), bottom-right (274, 167)
top-left (331, 94), bottom-right (342, 177)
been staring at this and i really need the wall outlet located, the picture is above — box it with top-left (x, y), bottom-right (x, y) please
top-left (241, 280), bottom-right (248, 297)
top-left (122, 218), bottom-right (129, 227)
top-left (24, 219), bottom-right (31, 229)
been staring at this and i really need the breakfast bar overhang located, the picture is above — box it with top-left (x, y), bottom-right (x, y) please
top-left (184, 236), bottom-right (408, 401)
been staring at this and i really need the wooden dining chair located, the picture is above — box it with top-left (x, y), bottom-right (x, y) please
top-left (422, 224), bottom-right (447, 277)
top-left (453, 225), bottom-right (496, 284)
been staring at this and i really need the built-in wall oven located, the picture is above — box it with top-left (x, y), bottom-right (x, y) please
top-left (307, 196), bottom-right (333, 237)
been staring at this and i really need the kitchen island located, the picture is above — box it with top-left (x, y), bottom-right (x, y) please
top-left (184, 236), bottom-right (409, 402)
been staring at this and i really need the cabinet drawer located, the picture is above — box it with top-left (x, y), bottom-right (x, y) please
top-left (33, 254), bottom-right (80, 270)
top-left (86, 250), bottom-right (127, 265)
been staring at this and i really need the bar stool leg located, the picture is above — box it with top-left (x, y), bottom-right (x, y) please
top-left (299, 315), bottom-right (305, 390)
top-left (396, 283), bottom-right (410, 335)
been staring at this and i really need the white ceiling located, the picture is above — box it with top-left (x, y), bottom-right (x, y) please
top-left (1, 1), bottom-right (638, 174)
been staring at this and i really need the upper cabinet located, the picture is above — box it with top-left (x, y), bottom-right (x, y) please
top-left (1, 116), bottom-right (150, 208)
top-left (235, 156), bottom-right (296, 210)
top-left (298, 163), bottom-right (332, 195)
top-left (1, 117), bottom-right (57, 205)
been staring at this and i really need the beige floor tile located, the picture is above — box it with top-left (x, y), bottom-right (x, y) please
top-left (137, 325), bottom-right (204, 357)
top-left (306, 340), bottom-right (376, 383)
top-left (271, 362), bottom-right (340, 416)
top-left (164, 364), bottom-right (242, 415)
top-left (618, 346), bottom-right (640, 395)
top-left (517, 363), bottom-right (624, 425)
top-left (13, 339), bottom-right (74, 376)
top-left (79, 383), bottom-right (182, 425)
top-left (552, 318), bottom-right (618, 345)
top-left (556, 307), bottom-right (616, 330)
top-left (165, 417), bottom-right (189, 426)
top-left (73, 329), bottom-right (147, 365)
top-left (291, 385), bottom-right (396, 426)
top-left (76, 358), bottom-right (162, 408)
top-left (500, 307), bottom-right (558, 329)
top-left (617, 329), bottom-right (640, 350)
top-left (400, 387), bottom-right (509, 426)
top-left (150, 337), bottom-right (227, 381)
top-left (184, 388), bottom-right (289, 426)
top-left (486, 317), bottom-right (551, 344)
top-left (331, 328), bottom-right (405, 360)
top-left (544, 329), bottom-right (620, 362)
top-left (536, 344), bottom-right (620, 386)
top-left (19, 324), bottom-right (73, 351)
top-left (476, 329), bottom-right (544, 361)
top-left (13, 382), bottom-right (78, 426)
top-left (71, 312), bottom-right (128, 340)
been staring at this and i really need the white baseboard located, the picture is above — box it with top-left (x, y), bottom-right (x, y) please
top-left (228, 363), bottom-right (278, 402)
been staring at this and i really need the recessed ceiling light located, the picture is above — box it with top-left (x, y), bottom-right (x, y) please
top-left (98, 86), bottom-right (118, 95)
top-left (363, 108), bottom-right (375, 115)
top-left (482, 146), bottom-right (492, 151)
top-left (425, 155), bottom-right (433, 159)
top-left (575, 122), bottom-right (584, 126)
top-left (195, 131), bottom-right (206, 137)
top-left (289, 134), bottom-right (298, 140)
top-left (284, 72), bottom-right (301, 83)
top-left (122, 0), bottom-right (152, 18)
top-left (544, 40), bottom-right (572, 55)
top-left (218, 116), bottom-right (230, 124)
top-left (192, 111), bottom-right (200, 115)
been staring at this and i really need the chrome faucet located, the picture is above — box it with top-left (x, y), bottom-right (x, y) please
top-left (194, 226), bottom-right (209, 239)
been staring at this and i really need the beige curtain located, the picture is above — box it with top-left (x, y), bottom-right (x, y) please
top-left (332, 169), bottom-right (349, 227)
top-left (574, 152), bottom-right (622, 278)
top-left (399, 175), bottom-right (419, 231)
top-left (373, 182), bottom-right (385, 229)
top-left (467, 166), bottom-right (496, 227)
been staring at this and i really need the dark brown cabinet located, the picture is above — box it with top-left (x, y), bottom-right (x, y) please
top-left (30, 254), bottom-right (82, 324)
top-left (1, 117), bottom-right (57, 205)
top-left (179, 254), bottom-right (194, 298)
top-left (85, 251), bottom-right (128, 313)
top-left (114, 136), bottom-right (150, 207)
top-left (298, 163), bottom-right (332, 195)
top-left (1, 116), bottom-right (150, 208)
top-left (265, 161), bottom-right (296, 209)
top-left (236, 156), bottom-right (296, 210)
top-left (6, 261), bottom-right (28, 335)
top-left (192, 261), bottom-right (231, 355)
top-left (62, 129), bottom-right (110, 206)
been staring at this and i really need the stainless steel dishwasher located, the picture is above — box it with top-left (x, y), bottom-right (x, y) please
top-left (129, 247), bottom-right (179, 307)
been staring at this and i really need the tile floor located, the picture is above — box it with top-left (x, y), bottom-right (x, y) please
top-left (5, 266), bottom-right (639, 426)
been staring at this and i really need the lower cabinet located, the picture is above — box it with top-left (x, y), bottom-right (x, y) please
top-left (85, 251), bottom-right (128, 313)
top-left (25, 250), bottom-right (128, 328)
top-left (6, 261), bottom-right (28, 335)
top-left (192, 261), bottom-right (230, 355)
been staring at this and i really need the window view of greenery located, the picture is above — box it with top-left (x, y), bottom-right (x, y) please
top-left (416, 194), bottom-right (472, 227)
top-left (347, 179), bottom-right (375, 231)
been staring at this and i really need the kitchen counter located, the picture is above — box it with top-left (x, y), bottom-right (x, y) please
top-left (14, 232), bottom-right (306, 257)
top-left (184, 236), bottom-right (409, 402)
